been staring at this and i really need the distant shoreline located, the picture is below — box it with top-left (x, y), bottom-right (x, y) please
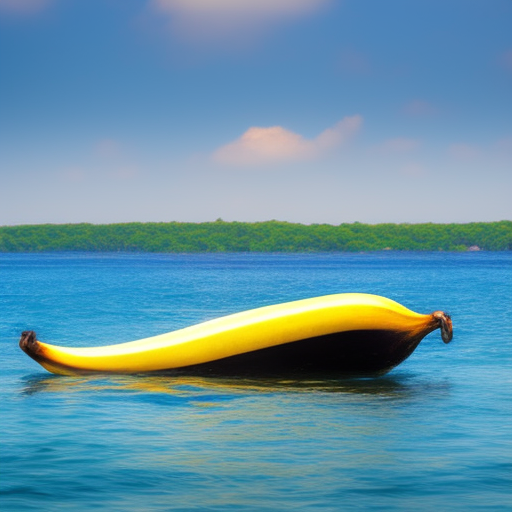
top-left (1, 220), bottom-right (510, 252)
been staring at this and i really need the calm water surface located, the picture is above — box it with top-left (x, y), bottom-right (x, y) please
top-left (1, 252), bottom-right (511, 511)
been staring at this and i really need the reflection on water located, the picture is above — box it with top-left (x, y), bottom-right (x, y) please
top-left (21, 371), bottom-right (451, 401)
top-left (13, 371), bottom-right (460, 512)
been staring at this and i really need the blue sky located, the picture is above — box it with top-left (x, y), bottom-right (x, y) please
top-left (1, 0), bottom-right (511, 225)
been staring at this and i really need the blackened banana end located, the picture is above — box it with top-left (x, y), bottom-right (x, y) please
top-left (433, 312), bottom-right (453, 344)
top-left (19, 330), bottom-right (42, 359)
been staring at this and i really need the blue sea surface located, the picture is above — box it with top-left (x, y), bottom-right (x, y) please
top-left (1, 252), bottom-right (511, 511)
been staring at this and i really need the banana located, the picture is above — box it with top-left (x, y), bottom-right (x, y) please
top-left (19, 293), bottom-right (452, 376)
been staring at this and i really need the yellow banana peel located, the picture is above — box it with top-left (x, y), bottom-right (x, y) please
top-left (19, 293), bottom-right (452, 376)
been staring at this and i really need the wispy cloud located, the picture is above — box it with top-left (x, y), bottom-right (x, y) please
top-left (495, 135), bottom-right (512, 155)
top-left (60, 167), bottom-right (86, 184)
top-left (338, 49), bottom-right (371, 76)
top-left (375, 137), bottom-right (420, 154)
top-left (93, 138), bottom-right (139, 179)
top-left (213, 115), bottom-right (362, 166)
top-left (110, 167), bottom-right (139, 180)
top-left (448, 137), bottom-right (512, 165)
top-left (400, 162), bottom-right (425, 177)
top-left (402, 99), bottom-right (437, 117)
top-left (95, 138), bottom-right (122, 159)
top-left (0, 0), bottom-right (51, 15)
top-left (498, 49), bottom-right (512, 72)
top-left (151, 0), bottom-right (329, 43)
top-left (448, 143), bottom-right (480, 160)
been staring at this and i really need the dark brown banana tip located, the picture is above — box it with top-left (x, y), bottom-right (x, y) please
top-left (19, 330), bottom-right (38, 353)
top-left (433, 312), bottom-right (453, 344)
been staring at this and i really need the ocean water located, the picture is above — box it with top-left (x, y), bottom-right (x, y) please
top-left (1, 252), bottom-right (511, 511)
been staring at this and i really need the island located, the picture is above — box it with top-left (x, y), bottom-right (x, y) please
top-left (0, 220), bottom-right (510, 252)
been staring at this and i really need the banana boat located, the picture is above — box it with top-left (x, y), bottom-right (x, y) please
top-left (19, 293), bottom-right (452, 376)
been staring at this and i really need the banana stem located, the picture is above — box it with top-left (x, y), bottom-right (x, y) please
top-left (19, 330), bottom-right (38, 356)
top-left (433, 312), bottom-right (453, 343)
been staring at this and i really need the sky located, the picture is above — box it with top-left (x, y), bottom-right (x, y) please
top-left (0, 0), bottom-right (511, 225)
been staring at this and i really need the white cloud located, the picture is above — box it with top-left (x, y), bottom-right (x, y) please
top-left (151, 0), bottom-right (328, 42)
top-left (213, 115), bottom-right (362, 166)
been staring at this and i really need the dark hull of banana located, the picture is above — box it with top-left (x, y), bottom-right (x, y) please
top-left (154, 328), bottom-right (430, 378)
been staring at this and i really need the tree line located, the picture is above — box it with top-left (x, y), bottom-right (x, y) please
top-left (0, 220), bottom-right (511, 252)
